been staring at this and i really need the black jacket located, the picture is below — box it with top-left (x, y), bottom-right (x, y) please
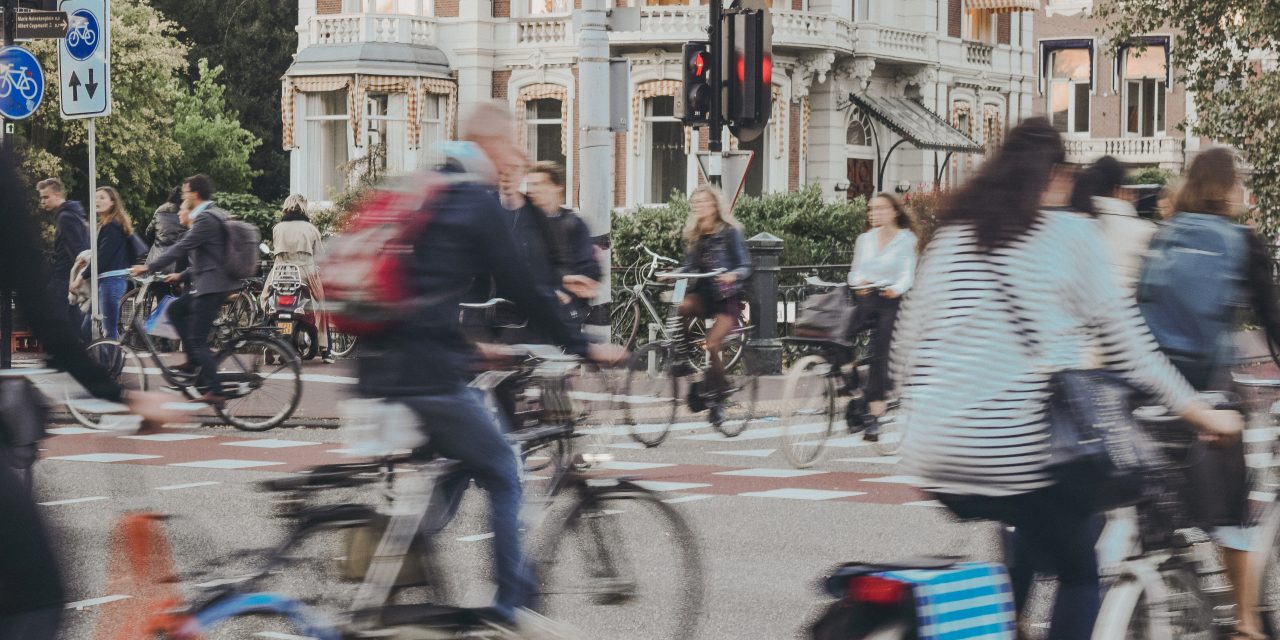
top-left (683, 225), bottom-right (752, 282)
top-left (50, 200), bottom-right (88, 285)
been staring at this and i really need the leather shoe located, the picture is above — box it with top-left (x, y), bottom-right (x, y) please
top-left (197, 392), bottom-right (228, 410)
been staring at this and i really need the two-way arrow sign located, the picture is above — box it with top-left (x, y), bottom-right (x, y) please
top-left (66, 68), bottom-right (98, 101)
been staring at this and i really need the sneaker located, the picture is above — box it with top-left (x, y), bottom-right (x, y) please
top-left (862, 415), bottom-right (881, 443)
top-left (322, 351), bottom-right (337, 364)
top-left (708, 401), bottom-right (725, 426)
top-left (488, 609), bottom-right (585, 640)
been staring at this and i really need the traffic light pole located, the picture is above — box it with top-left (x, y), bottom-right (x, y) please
top-left (706, 0), bottom-right (723, 188)
top-left (1, 0), bottom-right (16, 369)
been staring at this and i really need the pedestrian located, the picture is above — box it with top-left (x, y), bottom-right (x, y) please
top-left (0, 150), bottom-right (180, 640)
top-left (130, 174), bottom-right (239, 405)
top-left (83, 186), bottom-right (143, 341)
top-left (890, 117), bottom-right (1241, 640)
top-left (36, 178), bottom-right (89, 326)
top-left (846, 192), bottom-right (918, 442)
top-left (145, 186), bottom-right (188, 276)
top-left (1136, 147), bottom-right (1280, 640)
top-left (261, 194), bottom-right (334, 363)
top-left (674, 185), bottom-right (751, 425)
top-left (526, 161), bottom-right (602, 325)
top-left (1069, 155), bottom-right (1156, 293)
top-left (354, 101), bottom-right (621, 632)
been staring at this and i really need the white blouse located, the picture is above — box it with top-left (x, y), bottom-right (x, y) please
top-left (848, 227), bottom-right (919, 295)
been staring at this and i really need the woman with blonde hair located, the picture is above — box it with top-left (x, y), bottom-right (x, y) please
top-left (262, 194), bottom-right (334, 362)
top-left (76, 186), bottom-right (142, 340)
top-left (672, 185), bottom-right (751, 425)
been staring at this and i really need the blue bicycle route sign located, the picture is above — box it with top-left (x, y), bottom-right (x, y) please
top-left (58, 0), bottom-right (110, 119)
top-left (0, 46), bottom-right (45, 121)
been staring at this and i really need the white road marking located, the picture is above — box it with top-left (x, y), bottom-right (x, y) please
top-left (861, 475), bottom-right (925, 485)
top-left (169, 459), bottom-right (284, 469)
top-left (713, 468), bottom-right (827, 478)
top-left (662, 494), bottom-right (715, 504)
top-left (737, 488), bottom-right (865, 501)
top-left (122, 433), bottom-right (213, 442)
top-left (65, 594), bottom-right (131, 610)
top-left (255, 633), bottom-right (319, 640)
top-left (709, 448), bottom-right (777, 458)
top-left (833, 456), bottom-right (901, 465)
top-left (903, 500), bottom-right (946, 508)
top-left (47, 453), bottom-right (162, 463)
top-left (632, 481), bottom-right (713, 492)
top-left (156, 481), bottom-right (222, 491)
top-left (596, 461), bottom-right (675, 471)
top-left (40, 496), bottom-right (109, 506)
top-left (458, 533), bottom-right (495, 542)
top-left (47, 426), bottom-right (101, 435)
top-left (223, 439), bottom-right (321, 449)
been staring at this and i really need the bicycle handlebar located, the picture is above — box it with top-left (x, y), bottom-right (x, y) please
top-left (641, 245), bottom-right (678, 264)
top-left (656, 268), bottom-right (725, 280)
top-left (804, 276), bottom-right (846, 289)
top-left (1231, 374), bottom-right (1280, 389)
top-left (459, 298), bottom-right (512, 311)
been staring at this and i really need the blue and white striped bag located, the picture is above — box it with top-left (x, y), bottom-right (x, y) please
top-left (876, 562), bottom-right (1016, 640)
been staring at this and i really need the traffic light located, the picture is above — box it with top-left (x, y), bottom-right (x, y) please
top-left (726, 9), bottom-right (772, 141)
top-left (678, 41), bottom-right (713, 125)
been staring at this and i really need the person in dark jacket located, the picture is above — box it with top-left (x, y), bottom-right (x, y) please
top-left (357, 102), bottom-right (622, 630)
top-left (80, 187), bottom-right (138, 341)
top-left (145, 187), bottom-right (188, 275)
top-left (674, 184), bottom-right (751, 423)
top-left (37, 178), bottom-right (88, 325)
top-left (0, 150), bottom-right (180, 640)
top-left (526, 161), bottom-right (601, 325)
top-left (130, 174), bottom-right (239, 404)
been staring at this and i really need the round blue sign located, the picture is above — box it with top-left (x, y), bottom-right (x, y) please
top-left (0, 46), bottom-right (45, 121)
top-left (66, 9), bottom-right (100, 62)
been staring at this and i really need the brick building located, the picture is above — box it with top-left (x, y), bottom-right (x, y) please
top-left (283, 0), bottom-right (1039, 209)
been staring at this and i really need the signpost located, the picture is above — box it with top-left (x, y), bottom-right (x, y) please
top-left (3, 9), bottom-right (68, 40)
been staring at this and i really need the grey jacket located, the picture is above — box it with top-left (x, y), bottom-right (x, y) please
top-left (146, 204), bottom-right (239, 296)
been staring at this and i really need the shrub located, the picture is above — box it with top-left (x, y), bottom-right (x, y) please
top-left (218, 192), bottom-right (281, 240)
top-left (1128, 167), bottom-right (1173, 186)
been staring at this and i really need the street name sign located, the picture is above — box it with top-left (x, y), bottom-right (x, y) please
top-left (57, 0), bottom-right (109, 119)
top-left (4, 9), bottom-right (70, 40)
top-left (0, 45), bottom-right (45, 120)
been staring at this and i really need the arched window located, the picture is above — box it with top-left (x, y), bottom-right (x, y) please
top-left (847, 110), bottom-right (873, 148)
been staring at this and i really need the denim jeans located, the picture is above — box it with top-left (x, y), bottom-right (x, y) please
top-left (81, 275), bottom-right (127, 340)
top-left (400, 388), bottom-right (532, 621)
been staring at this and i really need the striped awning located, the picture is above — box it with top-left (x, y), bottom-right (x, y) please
top-left (965, 0), bottom-right (1040, 12)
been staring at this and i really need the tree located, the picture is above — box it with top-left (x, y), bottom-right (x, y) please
top-left (170, 59), bottom-right (262, 194)
top-left (1095, 1), bottom-right (1280, 236)
top-left (149, 0), bottom-right (297, 201)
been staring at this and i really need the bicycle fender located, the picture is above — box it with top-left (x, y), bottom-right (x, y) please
top-left (185, 592), bottom-right (339, 640)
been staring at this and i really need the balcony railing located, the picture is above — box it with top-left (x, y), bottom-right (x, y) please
top-left (1064, 137), bottom-right (1185, 166)
top-left (610, 7), bottom-right (854, 52)
top-left (964, 41), bottom-right (993, 66)
top-left (308, 14), bottom-right (436, 47)
top-left (517, 18), bottom-right (570, 46)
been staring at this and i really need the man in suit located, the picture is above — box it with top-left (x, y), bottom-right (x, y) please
top-left (130, 174), bottom-right (239, 404)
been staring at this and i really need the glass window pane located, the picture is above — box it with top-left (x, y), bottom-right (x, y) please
top-left (1051, 49), bottom-right (1091, 81)
top-left (650, 119), bottom-right (685, 203)
top-left (527, 98), bottom-right (561, 121)
top-left (309, 118), bottom-right (349, 201)
top-left (374, 0), bottom-right (417, 14)
top-left (1049, 80), bottom-right (1070, 132)
top-left (1125, 81), bottom-right (1140, 135)
top-left (1125, 45), bottom-right (1167, 79)
top-left (1142, 80), bottom-right (1155, 137)
top-left (649, 96), bottom-right (675, 118)
top-left (1156, 82), bottom-right (1166, 132)
top-left (529, 0), bottom-right (570, 14)
top-left (846, 116), bottom-right (869, 146)
top-left (1073, 83), bottom-right (1089, 133)
top-left (320, 90), bottom-right (346, 116)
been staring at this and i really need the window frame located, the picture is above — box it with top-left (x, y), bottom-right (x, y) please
top-left (1118, 36), bottom-right (1171, 138)
top-left (525, 98), bottom-right (566, 168)
top-left (642, 95), bottom-right (688, 206)
top-left (364, 92), bottom-right (409, 174)
top-left (417, 92), bottom-right (447, 170)
top-left (302, 90), bottom-right (352, 204)
top-left (1046, 48), bottom-right (1092, 136)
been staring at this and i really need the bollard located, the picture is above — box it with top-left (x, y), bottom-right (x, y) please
top-left (746, 232), bottom-right (784, 375)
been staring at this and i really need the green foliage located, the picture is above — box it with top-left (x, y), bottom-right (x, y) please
top-left (169, 59), bottom-right (262, 194)
top-left (217, 193), bottom-right (281, 241)
top-left (1127, 167), bottom-right (1172, 186)
top-left (1094, 0), bottom-right (1280, 238)
top-left (611, 184), bottom-right (868, 269)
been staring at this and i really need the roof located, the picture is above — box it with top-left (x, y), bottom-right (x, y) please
top-left (849, 94), bottom-right (985, 154)
top-left (285, 42), bottom-right (451, 78)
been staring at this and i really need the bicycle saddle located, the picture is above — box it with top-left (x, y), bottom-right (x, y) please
top-left (822, 555), bottom-right (967, 595)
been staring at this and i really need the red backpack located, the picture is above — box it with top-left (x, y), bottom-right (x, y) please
top-left (318, 170), bottom-right (469, 336)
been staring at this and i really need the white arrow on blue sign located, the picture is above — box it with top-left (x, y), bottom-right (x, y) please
top-left (58, 0), bottom-right (109, 119)
top-left (0, 45), bottom-right (46, 120)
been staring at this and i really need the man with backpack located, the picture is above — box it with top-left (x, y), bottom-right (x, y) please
top-left (130, 174), bottom-right (256, 405)
top-left (342, 102), bottom-right (622, 632)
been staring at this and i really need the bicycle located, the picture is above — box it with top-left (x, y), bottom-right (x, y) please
top-left (149, 345), bottom-right (703, 640)
top-left (622, 265), bottom-right (759, 446)
top-left (0, 63), bottom-right (39, 101)
top-left (780, 279), bottom-right (899, 467)
top-left (612, 245), bottom-right (752, 371)
top-left (72, 275), bottom-right (303, 432)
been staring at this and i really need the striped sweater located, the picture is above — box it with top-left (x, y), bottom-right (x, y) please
top-left (891, 209), bottom-right (1196, 497)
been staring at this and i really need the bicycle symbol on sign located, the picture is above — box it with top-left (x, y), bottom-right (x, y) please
top-left (0, 63), bottom-right (40, 102)
top-left (66, 20), bottom-right (97, 49)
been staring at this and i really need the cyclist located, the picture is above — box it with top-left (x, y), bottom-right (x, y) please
top-left (845, 192), bottom-right (918, 442)
top-left (890, 118), bottom-right (1241, 640)
top-left (0, 150), bottom-right (179, 640)
top-left (675, 185), bottom-right (751, 424)
top-left (354, 102), bottom-right (621, 631)
top-left (261, 194), bottom-right (335, 363)
top-left (130, 174), bottom-right (240, 406)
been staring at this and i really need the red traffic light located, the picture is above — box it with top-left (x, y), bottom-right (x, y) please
top-left (692, 52), bottom-right (707, 78)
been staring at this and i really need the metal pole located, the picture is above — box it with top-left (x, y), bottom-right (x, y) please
top-left (88, 119), bottom-right (99, 339)
top-left (578, 0), bottom-right (612, 341)
top-left (707, 0), bottom-right (723, 188)
top-left (1, 0), bottom-right (16, 368)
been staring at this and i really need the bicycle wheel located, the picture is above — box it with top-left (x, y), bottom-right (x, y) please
top-left (713, 371), bottom-right (757, 437)
top-left (622, 344), bottom-right (679, 447)
top-left (329, 330), bottom-right (358, 358)
top-left (535, 481), bottom-right (703, 640)
top-left (191, 593), bottom-right (340, 640)
top-left (213, 335), bottom-right (302, 431)
top-left (69, 340), bottom-right (149, 429)
top-left (780, 355), bottom-right (836, 468)
top-left (686, 305), bottom-right (749, 371)
top-left (1092, 566), bottom-right (1213, 639)
top-left (610, 296), bottom-right (641, 349)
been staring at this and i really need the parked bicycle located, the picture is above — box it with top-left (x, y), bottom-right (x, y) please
top-left (622, 264), bottom-right (759, 446)
top-left (780, 278), bottom-right (899, 467)
top-left (72, 275), bottom-right (303, 432)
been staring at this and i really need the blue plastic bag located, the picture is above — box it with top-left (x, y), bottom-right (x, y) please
top-left (144, 295), bottom-right (181, 340)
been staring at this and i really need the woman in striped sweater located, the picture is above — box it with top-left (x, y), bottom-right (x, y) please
top-left (890, 118), bottom-right (1242, 640)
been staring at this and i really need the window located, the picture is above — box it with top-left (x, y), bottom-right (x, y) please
top-left (304, 90), bottom-right (350, 202)
top-left (1123, 43), bottom-right (1167, 137)
top-left (854, 0), bottom-right (870, 21)
top-left (371, 0), bottom-right (422, 14)
top-left (966, 8), bottom-right (995, 43)
top-left (1048, 48), bottom-right (1090, 134)
top-left (643, 0), bottom-right (690, 5)
top-left (846, 111), bottom-right (873, 147)
top-left (365, 93), bottom-right (408, 175)
top-left (525, 98), bottom-right (566, 168)
top-left (645, 96), bottom-right (686, 203)
top-left (528, 0), bottom-right (570, 13)
top-left (418, 93), bottom-right (447, 170)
